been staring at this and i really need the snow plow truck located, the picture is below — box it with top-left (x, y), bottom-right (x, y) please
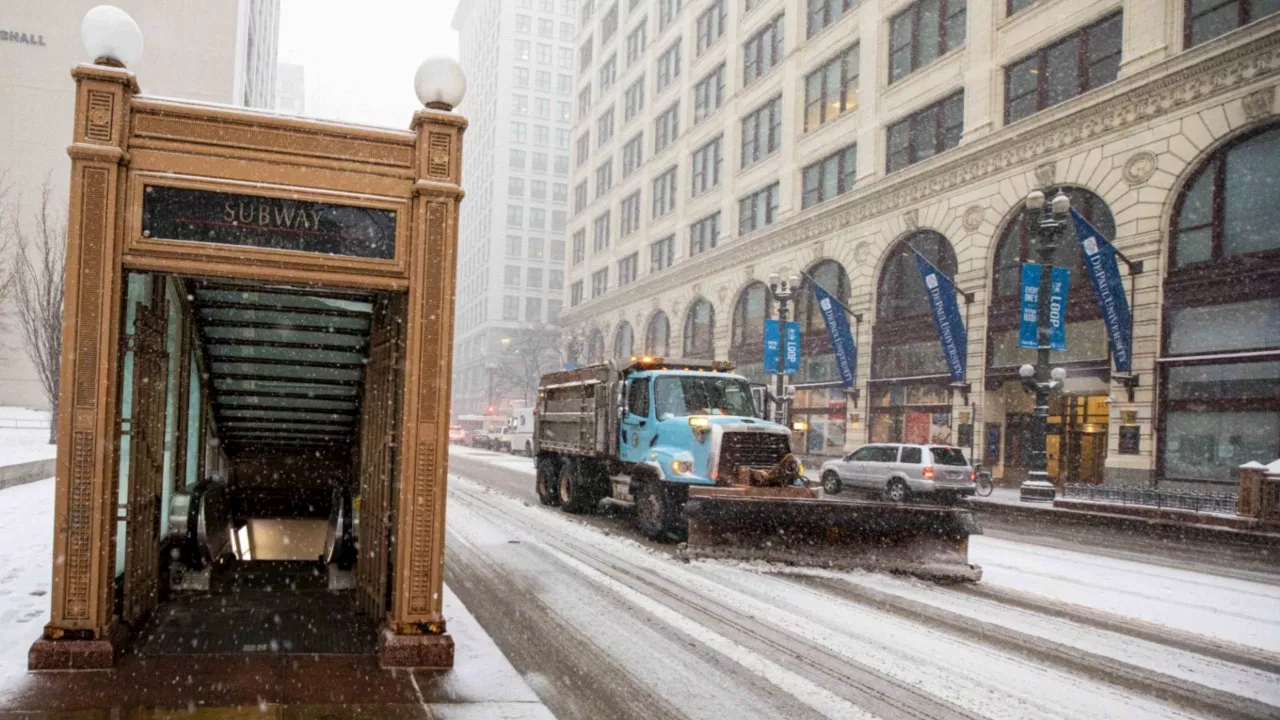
top-left (533, 357), bottom-right (983, 582)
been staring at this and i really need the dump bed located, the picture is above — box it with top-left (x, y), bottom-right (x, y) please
top-left (534, 363), bottom-right (620, 458)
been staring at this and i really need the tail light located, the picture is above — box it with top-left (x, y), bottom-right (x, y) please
top-left (970, 467), bottom-right (976, 482)
top-left (922, 466), bottom-right (934, 479)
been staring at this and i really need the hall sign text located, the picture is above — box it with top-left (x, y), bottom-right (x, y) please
top-left (141, 185), bottom-right (397, 260)
top-left (1, 30), bottom-right (46, 46)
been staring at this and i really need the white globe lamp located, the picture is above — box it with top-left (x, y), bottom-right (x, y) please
top-left (414, 56), bottom-right (467, 111)
top-left (81, 5), bottom-right (143, 68)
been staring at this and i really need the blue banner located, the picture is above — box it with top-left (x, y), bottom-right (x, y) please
top-left (783, 321), bottom-right (801, 376)
top-left (763, 319), bottom-right (780, 374)
top-left (1070, 209), bottom-right (1132, 372)
top-left (1049, 265), bottom-right (1070, 352)
top-left (1019, 263), bottom-right (1041, 350)
top-left (914, 253), bottom-right (968, 383)
top-left (811, 281), bottom-right (857, 388)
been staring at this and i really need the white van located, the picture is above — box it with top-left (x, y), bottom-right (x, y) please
top-left (508, 407), bottom-right (535, 455)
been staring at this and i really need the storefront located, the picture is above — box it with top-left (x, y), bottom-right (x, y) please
top-left (789, 261), bottom-right (852, 457)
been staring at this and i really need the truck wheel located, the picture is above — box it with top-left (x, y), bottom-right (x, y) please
top-left (558, 460), bottom-right (593, 514)
top-left (821, 471), bottom-right (842, 495)
top-left (525, 441), bottom-right (533, 457)
top-left (536, 457), bottom-right (560, 506)
top-left (886, 478), bottom-right (910, 503)
top-left (636, 479), bottom-right (677, 541)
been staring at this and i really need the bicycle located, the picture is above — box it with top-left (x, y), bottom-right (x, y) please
top-left (974, 464), bottom-right (994, 497)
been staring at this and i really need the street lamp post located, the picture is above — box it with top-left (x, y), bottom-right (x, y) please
top-left (766, 272), bottom-right (801, 426)
top-left (1019, 190), bottom-right (1071, 502)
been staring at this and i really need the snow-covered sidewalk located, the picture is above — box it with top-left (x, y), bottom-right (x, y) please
top-left (0, 407), bottom-right (55, 468)
top-left (0, 478), bottom-right (54, 689)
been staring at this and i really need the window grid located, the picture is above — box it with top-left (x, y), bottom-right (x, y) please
top-left (571, 280), bottom-right (584, 306)
top-left (690, 211), bottom-right (721, 255)
top-left (741, 95), bottom-right (783, 167)
top-left (656, 40), bottom-right (683, 92)
top-left (1186, 0), bottom-right (1279, 47)
top-left (618, 253), bottom-right (639, 285)
top-left (889, 0), bottom-right (967, 84)
top-left (655, 102), bottom-right (681, 154)
top-left (595, 159), bottom-right (614, 197)
top-left (599, 54), bottom-right (618, 91)
top-left (808, 0), bottom-right (857, 38)
top-left (652, 166), bottom-right (678, 218)
top-left (804, 44), bottom-right (859, 132)
top-left (743, 14), bottom-right (785, 86)
top-left (738, 182), bottom-right (780, 234)
top-left (622, 133), bottom-right (645, 176)
top-left (572, 229), bottom-right (586, 263)
top-left (696, 0), bottom-right (728, 55)
top-left (886, 91), bottom-right (964, 173)
top-left (621, 191), bottom-right (642, 236)
top-left (592, 268), bottom-right (609, 297)
top-left (627, 21), bottom-right (648, 65)
top-left (597, 106), bottom-right (615, 146)
top-left (651, 234), bottom-right (676, 272)
top-left (659, 0), bottom-right (683, 30)
top-left (694, 63), bottom-right (727, 125)
top-left (593, 211), bottom-right (612, 250)
top-left (624, 76), bottom-right (646, 121)
top-left (691, 135), bottom-right (724, 196)
top-left (1004, 13), bottom-right (1122, 124)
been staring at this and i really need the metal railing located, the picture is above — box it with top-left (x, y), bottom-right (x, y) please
top-left (1061, 483), bottom-right (1238, 515)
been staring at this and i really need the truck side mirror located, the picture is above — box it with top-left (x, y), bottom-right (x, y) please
top-left (616, 405), bottom-right (627, 420)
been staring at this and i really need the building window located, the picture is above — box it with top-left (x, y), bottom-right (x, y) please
top-left (509, 177), bottom-right (526, 197)
top-left (510, 149), bottom-right (526, 169)
top-left (527, 267), bottom-right (544, 288)
top-left (529, 237), bottom-right (545, 259)
top-left (517, 13), bottom-right (533, 32)
top-left (652, 165), bottom-right (678, 218)
top-left (1186, 0), bottom-right (1279, 46)
top-left (696, 0), bottom-right (727, 55)
top-left (622, 133), bottom-right (645, 176)
top-left (578, 85), bottom-right (592, 118)
top-left (651, 234), bottom-right (675, 272)
top-left (690, 135), bottom-right (724, 196)
top-left (741, 95), bottom-right (783, 167)
top-left (506, 235), bottom-right (523, 256)
top-left (743, 14), bottom-right (785, 86)
top-left (515, 67), bottom-right (530, 88)
top-left (597, 106), bottom-right (615, 145)
top-left (552, 239), bottom-right (566, 261)
top-left (738, 182), bottom-right (779, 234)
top-left (576, 133), bottom-right (591, 166)
top-left (504, 295), bottom-right (521, 320)
top-left (504, 265), bottom-right (522, 286)
top-left (582, 0), bottom-right (595, 22)
top-left (580, 37), bottom-right (594, 72)
top-left (555, 155), bottom-right (570, 174)
top-left (539, 18), bottom-right (554, 37)
top-left (531, 180), bottom-right (547, 200)
top-left (624, 76), bottom-right (646, 121)
top-left (627, 21), bottom-right (648, 66)
top-left (729, 281), bottom-right (773, 382)
top-left (592, 268), bottom-right (609, 297)
top-left (693, 64), bottom-right (727, 125)
top-left (595, 159), bottom-right (614, 197)
top-left (558, 101), bottom-right (572, 121)
top-left (507, 205), bottom-right (524, 227)
top-left (558, 47), bottom-right (574, 68)
top-left (574, 181), bottom-right (588, 213)
top-left (538, 43), bottom-right (553, 64)
top-left (886, 91), bottom-right (963, 173)
top-left (1005, 14), bottom-right (1121, 124)
top-left (655, 102), bottom-right (680, 153)
top-left (530, 208), bottom-right (547, 229)
top-left (535, 70), bottom-right (551, 92)
top-left (656, 40), bottom-right (683, 92)
top-left (552, 210), bottom-right (567, 231)
top-left (801, 144), bottom-right (856, 209)
top-left (683, 298), bottom-right (716, 359)
top-left (600, 54), bottom-right (618, 90)
top-left (559, 73), bottom-right (574, 95)
top-left (889, 0), bottom-right (966, 84)
top-left (646, 311), bottom-right (671, 354)
top-left (549, 269), bottom-right (564, 288)
top-left (804, 44), bottom-right (859, 131)
top-left (571, 280), bottom-right (584, 305)
top-left (808, 0), bottom-right (857, 38)
top-left (572, 229), bottom-right (586, 263)
top-left (621, 191), bottom-right (642, 236)
top-left (554, 183), bottom-right (568, 203)
top-left (689, 211), bottom-right (720, 255)
top-left (659, 0), bottom-right (683, 30)
top-left (593, 211), bottom-right (612, 250)
top-left (614, 321), bottom-right (635, 358)
top-left (561, 21), bottom-right (576, 41)
top-left (602, 2), bottom-right (619, 41)
top-left (514, 94), bottom-right (529, 115)
top-left (535, 97), bottom-right (551, 118)
top-left (511, 122), bottom-right (528, 143)
top-left (618, 253), bottom-right (639, 285)
top-left (526, 297), bottom-right (543, 322)
top-left (533, 152), bottom-right (549, 172)
top-left (556, 128), bottom-right (571, 149)
top-left (534, 125), bottom-right (551, 146)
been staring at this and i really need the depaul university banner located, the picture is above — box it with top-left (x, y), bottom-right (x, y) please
top-left (1070, 208), bottom-right (1132, 373)
top-left (811, 280), bottom-right (856, 388)
top-left (914, 253), bottom-right (968, 383)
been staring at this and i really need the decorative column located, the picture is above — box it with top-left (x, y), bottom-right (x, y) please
top-left (380, 59), bottom-right (468, 669)
top-left (29, 22), bottom-right (141, 669)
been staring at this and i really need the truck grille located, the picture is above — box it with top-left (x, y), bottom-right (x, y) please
top-left (718, 431), bottom-right (790, 482)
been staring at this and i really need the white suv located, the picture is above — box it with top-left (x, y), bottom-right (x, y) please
top-left (820, 444), bottom-right (975, 503)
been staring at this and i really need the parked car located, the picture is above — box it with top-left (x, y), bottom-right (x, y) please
top-left (820, 443), bottom-right (975, 503)
top-left (465, 430), bottom-right (491, 449)
top-left (448, 426), bottom-right (467, 444)
top-left (487, 427), bottom-right (512, 453)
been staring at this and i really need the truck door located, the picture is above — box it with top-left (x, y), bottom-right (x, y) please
top-left (618, 376), bottom-right (655, 464)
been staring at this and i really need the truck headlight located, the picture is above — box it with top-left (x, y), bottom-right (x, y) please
top-left (688, 416), bottom-right (711, 443)
top-left (671, 460), bottom-right (694, 475)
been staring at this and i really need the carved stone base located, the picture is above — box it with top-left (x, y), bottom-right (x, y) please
top-left (28, 625), bottom-right (128, 671)
top-left (377, 627), bottom-right (454, 669)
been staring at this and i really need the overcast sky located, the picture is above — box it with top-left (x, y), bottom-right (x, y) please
top-left (278, 0), bottom-right (460, 129)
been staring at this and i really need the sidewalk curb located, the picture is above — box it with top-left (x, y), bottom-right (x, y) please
top-left (0, 459), bottom-right (55, 491)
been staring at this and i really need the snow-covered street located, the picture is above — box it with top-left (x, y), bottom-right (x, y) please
top-left (445, 445), bottom-right (1280, 719)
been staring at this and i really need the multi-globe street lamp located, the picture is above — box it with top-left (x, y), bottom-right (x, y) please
top-left (1018, 189), bottom-right (1072, 502)
top-left (766, 272), bottom-right (801, 426)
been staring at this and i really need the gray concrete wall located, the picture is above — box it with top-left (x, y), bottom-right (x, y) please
top-left (0, 459), bottom-right (55, 491)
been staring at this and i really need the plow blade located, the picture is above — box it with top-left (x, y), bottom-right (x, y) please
top-left (682, 488), bottom-right (983, 583)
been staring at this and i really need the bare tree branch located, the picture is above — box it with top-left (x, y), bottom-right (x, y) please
top-left (13, 179), bottom-right (66, 443)
top-left (0, 173), bottom-right (16, 340)
top-left (489, 324), bottom-right (563, 406)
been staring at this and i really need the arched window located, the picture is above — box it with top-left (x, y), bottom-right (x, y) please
top-left (613, 321), bottom-right (634, 360)
top-left (993, 188), bottom-right (1115, 299)
top-left (795, 260), bottom-right (851, 334)
top-left (587, 328), bottom-right (605, 364)
top-left (683, 298), bottom-right (715, 359)
top-left (645, 312), bottom-right (670, 356)
top-left (1160, 124), bottom-right (1280, 488)
top-left (1171, 125), bottom-right (1280, 268)
top-left (877, 231), bottom-right (957, 323)
top-left (731, 283), bottom-right (772, 348)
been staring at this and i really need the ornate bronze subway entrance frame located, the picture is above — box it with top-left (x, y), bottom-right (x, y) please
top-left (31, 59), bottom-right (465, 671)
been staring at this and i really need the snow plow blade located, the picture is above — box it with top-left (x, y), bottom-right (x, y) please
top-left (682, 487), bottom-right (983, 583)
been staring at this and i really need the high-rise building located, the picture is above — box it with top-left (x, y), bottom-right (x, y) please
top-left (0, 0), bottom-right (282, 410)
top-left (452, 0), bottom-right (577, 416)
top-left (276, 62), bottom-right (306, 115)
top-left (561, 0), bottom-right (1280, 492)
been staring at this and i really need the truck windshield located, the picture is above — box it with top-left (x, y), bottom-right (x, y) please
top-left (654, 376), bottom-right (756, 418)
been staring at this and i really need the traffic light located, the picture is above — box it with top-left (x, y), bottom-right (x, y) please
top-left (487, 405), bottom-right (495, 414)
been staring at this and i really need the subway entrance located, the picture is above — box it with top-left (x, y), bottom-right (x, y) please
top-left (31, 55), bottom-right (466, 670)
top-left (115, 273), bottom-right (405, 656)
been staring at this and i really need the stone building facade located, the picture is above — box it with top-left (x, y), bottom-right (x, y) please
top-left (561, 0), bottom-right (1280, 491)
